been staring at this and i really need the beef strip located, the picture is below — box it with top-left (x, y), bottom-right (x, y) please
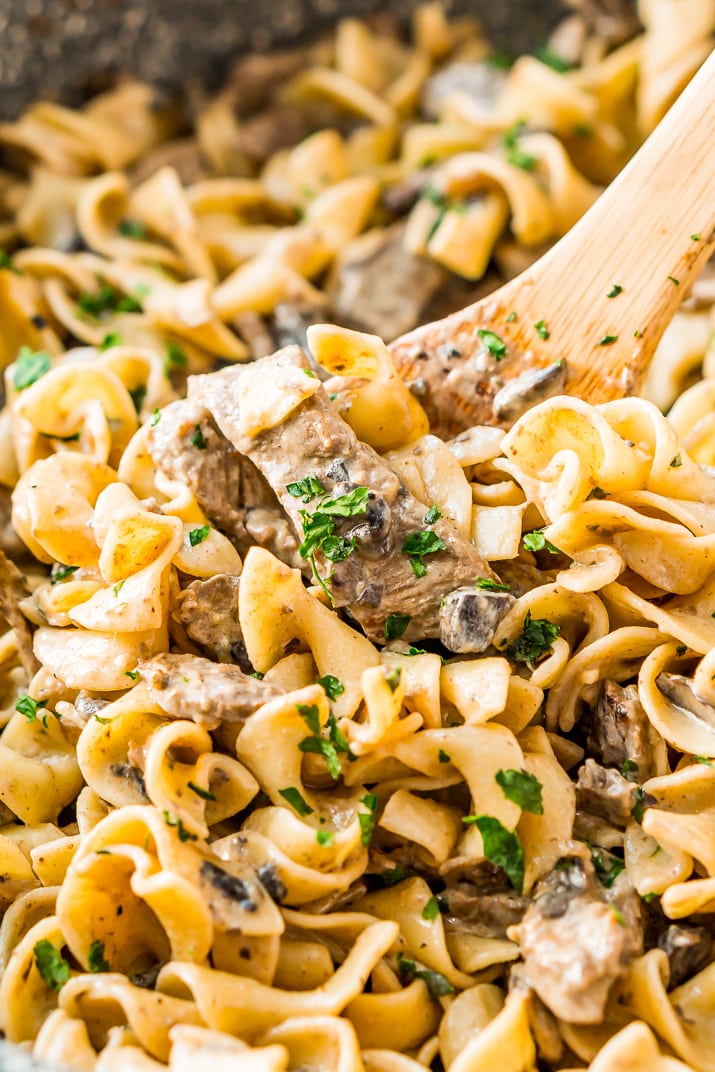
top-left (328, 223), bottom-right (447, 342)
top-left (588, 679), bottom-right (657, 779)
top-left (658, 924), bottom-right (712, 989)
top-left (273, 299), bottom-right (329, 356)
top-left (138, 652), bottom-right (283, 730)
top-left (576, 758), bottom-right (638, 826)
top-left (440, 586), bottom-right (515, 653)
top-left (0, 549), bottom-right (39, 677)
top-left (508, 857), bottom-right (643, 1024)
top-left (442, 880), bottom-right (529, 939)
top-left (189, 347), bottom-right (493, 643)
top-left (147, 398), bottom-right (302, 568)
top-left (172, 574), bottom-right (252, 671)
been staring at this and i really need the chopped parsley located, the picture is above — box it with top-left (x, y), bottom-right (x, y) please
top-left (642, 892), bottom-right (659, 903)
top-left (327, 713), bottom-right (353, 759)
top-left (190, 425), bottom-right (207, 449)
top-left (587, 486), bottom-right (608, 500)
top-left (15, 695), bottom-right (49, 726)
top-left (591, 847), bottom-right (625, 889)
top-left (477, 328), bottom-right (507, 360)
top-left (523, 527), bottom-right (560, 553)
top-left (279, 786), bottom-right (313, 816)
top-left (163, 811), bottom-right (197, 841)
top-left (396, 953), bottom-right (455, 999)
top-left (188, 524), bottom-right (211, 547)
top-left (476, 577), bottom-right (510, 592)
top-left (88, 939), bottom-right (110, 973)
top-left (505, 610), bottom-right (560, 670)
top-left (358, 793), bottom-right (377, 846)
top-left (287, 475), bottom-right (325, 503)
top-left (534, 319), bottom-right (550, 340)
top-left (188, 781), bottom-right (217, 801)
top-left (384, 667), bottom-right (402, 693)
top-left (317, 675), bottom-right (344, 701)
top-left (438, 749), bottom-right (451, 764)
top-left (501, 120), bottom-right (537, 171)
top-left (506, 311), bottom-right (517, 322)
top-left (695, 756), bottom-right (714, 765)
top-left (381, 865), bottom-right (410, 885)
top-left (34, 939), bottom-right (71, 990)
top-left (164, 340), bottom-right (188, 372)
top-left (112, 580), bottom-right (125, 597)
top-left (77, 282), bottom-right (143, 319)
top-left (118, 217), bottom-right (147, 239)
top-left (124, 669), bottom-right (139, 682)
top-left (690, 234), bottom-right (701, 242)
top-left (631, 786), bottom-right (647, 824)
top-left (621, 759), bottom-right (639, 782)
top-left (402, 529), bottom-right (446, 578)
top-left (316, 829), bottom-right (333, 846)
top-left (667, 276), bottom-right (680, 286)
top-left (406, 646), bottom-right (427, 655)
top-left (51, 564), bottom-right (78, 585)
top-left (675, 644), bottom-right (687, 656)
top-left (150, 407), bottom-right (161, 426)
top-left (100, 331), bottom-right (123, 350)
top-left (606, 284), bottom-right (623, 299)
top-left (299, 733), bottom-right (341, 780)
top-left (298, 486), bottom-right (370, 598)
top-left (598, 335), bottom-right (618, 346)
top-left (670, 455), bottom-right (682, 468)
top-left (12, 346), bottom-right (52, 391)
top-left (297, 703), bottom-right (321, 734)
top-left (495, 768), bottom-right (543, 813)
top-left (462, 814), bottom-right (524, 892)
top-left (424, 504), bottom-right (441, 525)
top-left (303, 368), bottom-right (317, 378)
top-left (0, 249), bottom-right (20, 273)
top-left (384, 613), bottom-right (410, 640)
top-left (535, 45), bottom-right (572, 72)
top-left (609, 904), bottom-right (626, 926)
top-left (421, 896), bottom-right (440, 921)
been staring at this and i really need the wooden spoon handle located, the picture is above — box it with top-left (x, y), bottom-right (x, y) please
top-left (518, 48), bottom-right (715, 401)
top-left (390, 51), bottom-right (715, 427)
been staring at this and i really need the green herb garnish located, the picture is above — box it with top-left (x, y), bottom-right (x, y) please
top-left (591, 847), bottom-right (625, 889)
top-left (534, 319), bottom-right (550, 340)
top-left (100, 331), bottom-right (123, 350)
top-left (462, 814), bottom-right (524, 892)
top-left (402, 529), bottom-right (446, 578)
top-left (523, 528), bottom-right (560, 553)
top-left (34, 940), bottom-right (71, 990)
top-left (188, 524), bottom-right (211, 547)
top-left (631, 786), bottom-right (646, 824)
top-left (670, 455), bottom-right (682, 468)
top-left (287, 475), bottom-right (325, 503)
top-left (318, 675), bottom-right (345, 701)
top-left (190, 425), bottom-right (207, 449)
top-left (279, 786), bottom-right (313, 816)
top-left (476, 577), bottom-right (510, 592)
top-left (424, 504), bottom-right (441, 525)
top-left (598, 335), bottom-right (618, 346)
top-left (12, 346), bottom-right (52, 391)
top-left (51, 564), bottom-right (78, 585)
top-left (621, 759), bottom-right (639, 781)
top-left (438, 749), bottom-right (451, 764)
top-left (587, 486), bottom-right (608, 500)
top-left (495, 769), bottom-right (543, 813)
top-left (163, 811), bottom-right (197, 841)
top-left (358, 793), bottom-right (378, 846)
top-left (502, 120), bottom-right (537, 171)
top-left (421, 896), bottom-right (440, 921)
top-left (396, 953), bottom-right (455, 999)
top-left (88, 939), bottom-right (110, 973)
top-left (385, 613), bottom-right (410, 640)
top-left (606, 285), bottom-right (623, 298)
top-left (118, 218), bottom-right (147, 239)
top-left (316, 829), bottom-right (333, 846)
top-left (188, 781), bottom-right (217, 801)
top-left (477, 328), bottom-right (507, 360)
top-left (164, 340), bottom-right (188, 372)
top-left (505, 610), bottom-right (560, 670)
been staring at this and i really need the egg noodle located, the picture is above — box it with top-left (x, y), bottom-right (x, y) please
top-left (0, 3), bottom-right (714, 1070)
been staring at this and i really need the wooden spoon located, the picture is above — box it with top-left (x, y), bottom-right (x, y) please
top-left (388, 51), bottom-right (715, 437)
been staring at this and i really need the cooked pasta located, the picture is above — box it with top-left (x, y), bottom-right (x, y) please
top-left (0, 3), bottom-right (714, 1071)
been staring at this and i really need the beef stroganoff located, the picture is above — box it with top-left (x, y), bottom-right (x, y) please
top-left (0, 3), bottom-right (714, 1070)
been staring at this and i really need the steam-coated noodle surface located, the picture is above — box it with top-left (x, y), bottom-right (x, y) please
top-left (0, 3), bottom-right (715, 1070)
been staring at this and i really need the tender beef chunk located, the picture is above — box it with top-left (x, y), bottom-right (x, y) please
top-left (189, 347), bottom-right (492, 643)
top-left (656, 673), bottom-right (715, 729)
top-left (588, 679), bottom-right (657, 778)
top-left (576, 759), bottom-right (639, 826)
top-left (439, 586), bottom-right (515, 653)
top-left (508, 858), bottom-right (643, 1024)
top-left (658, 924), bottom-right (712, 989)
top-left (172, 574), bottom-right (252, 671)
top-left (328, 223), bottom-right (446, 342)
top-left (138, 652), bottom-right (283, 730)
top-left (0, 549), bottom-right (39, 677)
top-left (147, 398), bottom-right (302, 568)
top-left (489, 560), bottom-right (551, 599)
top-left (421, 61), bottom-right (507, 120)
top-left (442, 880), bottom-right (529, 939)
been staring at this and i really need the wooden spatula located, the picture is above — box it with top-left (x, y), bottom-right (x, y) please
top-left (389, 51), bottom-right (715, 437)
